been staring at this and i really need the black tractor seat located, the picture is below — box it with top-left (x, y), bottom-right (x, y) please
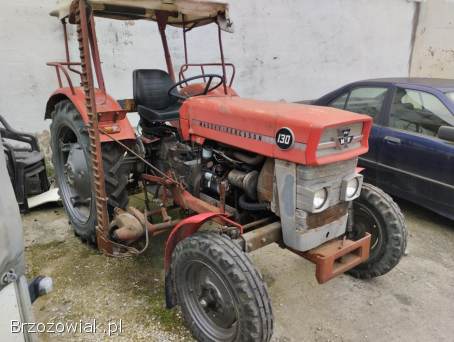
top-left (133, 69), bottom-right (181, 123)
top-left (136, 102), bottom-right (181, 122)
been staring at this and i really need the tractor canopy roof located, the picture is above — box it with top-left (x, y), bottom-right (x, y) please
top-left (50, 0), bottom-right (233, 31)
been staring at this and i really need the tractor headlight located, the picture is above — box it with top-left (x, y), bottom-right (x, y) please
top-left (341, 174), bottom-right (363, 201)
top-left (300, 186), bottom-right (330, 213)
top-left (346, 178), bottom-right (359, 198)
top-left (313, 188), bottom-right (328, 210)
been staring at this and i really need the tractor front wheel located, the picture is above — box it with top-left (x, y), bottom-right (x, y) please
top-left (171, 232), bottom-right (274, 342)
top-left (348, 182), bottom-right (407, 279)
top-left (50, 100), bottom-right (130, 245)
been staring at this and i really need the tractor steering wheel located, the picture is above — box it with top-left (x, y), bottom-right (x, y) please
top-left (168, 74), bottom-right (224, 101)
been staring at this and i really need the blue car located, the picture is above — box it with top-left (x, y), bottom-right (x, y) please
top-left (313, 78), bottom-right (454, 220)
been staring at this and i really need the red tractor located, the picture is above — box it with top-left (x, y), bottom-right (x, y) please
top-left (46, 1), bottom-right (406, 340)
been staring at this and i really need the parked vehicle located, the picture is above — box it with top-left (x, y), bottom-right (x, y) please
top-left (45, 1), bottom-right (406, 341)
top-left (0, 115), bottom-right (50, 212)
top-left (0, 137), bottom-right (52, 342)
top-left (313, 78), bottom-right (454, 220)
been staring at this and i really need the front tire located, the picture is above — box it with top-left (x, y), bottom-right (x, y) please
top-left (348, 183), bottom-right (407, 279)
top-left (171, 232), bottom-right (274, 342)
top-left (50, 100), bottom-right (130, 245)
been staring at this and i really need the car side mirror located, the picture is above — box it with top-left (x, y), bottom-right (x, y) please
top-left (438, 126), bottom-right (454, 142)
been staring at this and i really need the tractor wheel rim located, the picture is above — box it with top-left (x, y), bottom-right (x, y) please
top-left (183, 260), bottom-right (238, 341)
top-left (354, 202), bottom-right (383, 260)
top-left (56, 125), bottom-right (92, 224)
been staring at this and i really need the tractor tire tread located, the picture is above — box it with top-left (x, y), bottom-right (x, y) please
top-left (50, 100), bottom-right (130, 246)
top-left (172, 232), bottom-right (273, 342)
top-left (348, 182), bottom-right (407, 279)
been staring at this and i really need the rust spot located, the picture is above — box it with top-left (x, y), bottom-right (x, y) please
top-left (306, 202), bottom-right (348, 229)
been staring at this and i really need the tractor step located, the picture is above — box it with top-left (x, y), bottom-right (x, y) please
top-left (302, 233), bottom-right (371, 284)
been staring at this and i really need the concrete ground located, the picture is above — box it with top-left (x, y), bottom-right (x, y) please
top-left (24, 198), bottom-right (454, 342)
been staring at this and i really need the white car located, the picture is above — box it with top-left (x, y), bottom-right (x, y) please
top-left (0, 138), bottom-right (52, 342)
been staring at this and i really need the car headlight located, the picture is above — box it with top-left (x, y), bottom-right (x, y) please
top-left (313, 188), bottom-right (328, 209)
top-left (345, 178), bottom-right (360, 198)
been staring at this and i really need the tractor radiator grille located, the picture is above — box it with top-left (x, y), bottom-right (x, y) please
top-left (316, 123), bottom-right (363, 158)
top-left (295, 158), bottom-right (357, 231)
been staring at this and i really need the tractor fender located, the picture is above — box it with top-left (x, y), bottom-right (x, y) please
top-left (164, 212), bottom-right (242, 308)
top-left (45, 87), bottom-right (136, 142)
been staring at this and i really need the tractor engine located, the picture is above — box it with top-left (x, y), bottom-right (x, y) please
top-left (144, 130), bottom-right (271, 214)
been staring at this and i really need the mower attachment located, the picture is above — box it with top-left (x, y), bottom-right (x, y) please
top-left (302, 233), bottom-right (371, 284)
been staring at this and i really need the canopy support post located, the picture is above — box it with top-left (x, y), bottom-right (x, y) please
top-left (88, 14), bottom-right (106, 93)
top-left (62, 19), bottom-right (70, 63)
top-left (156, 11), bottom-right (176, 82)
top-left (217, 24), bottom-right (228, 94)
top-left (182, 15), bottom-right (189, 65)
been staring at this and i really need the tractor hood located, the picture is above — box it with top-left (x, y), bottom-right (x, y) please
top-left (179, 96), bottom-right (372, 165)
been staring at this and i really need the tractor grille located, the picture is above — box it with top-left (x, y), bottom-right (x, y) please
top-left (295, 158), bottom-right (357, 231)
top-left (316, 123), bottom-right (363, 158)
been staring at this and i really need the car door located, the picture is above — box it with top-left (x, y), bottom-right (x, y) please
top-left (376, 86), bottom-right (454, 218)
top-left (325, 85), bottom-right (392, 184)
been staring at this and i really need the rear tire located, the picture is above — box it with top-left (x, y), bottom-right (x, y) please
top-left (50, 100), bottom-right (131, 245)
top-left (348, 183), bottom-right (407, 279)
top-left (171, 232), bottom-right (274, 342)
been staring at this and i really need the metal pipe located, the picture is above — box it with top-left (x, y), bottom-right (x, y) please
top-left (148, 220), bottom-right (181, 234)
top-left (55, 68), bottom-right (63, 88)
top-left (241, 222), bottom-right (282, 252)
top-left (243, 217), bottom-right (276, 232)
top-left (217, 24), bottom-right (228, 94)
top-left (156, 11), bottom-right (176, 82)
top-left (62, 19), bottom-right (82, 88)
top-left (62, 19), bottom-right (70, 63)
top-left (88, 14), bottom-right (106, 93)
top-left (182, 15), bottom-right (189, 65)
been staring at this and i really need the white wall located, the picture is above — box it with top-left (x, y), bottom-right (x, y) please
top-left (0, 0), bottom-right (417, 133)
top-left (410, 0), bottom-right (454, 78)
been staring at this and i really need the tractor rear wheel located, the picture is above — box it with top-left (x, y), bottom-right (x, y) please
top-left (171, 232), bottom-right (274, 342)
top-left (348, 182), bottom-right (407, 279)
top-left (50, 100), bottom-right (130, 245)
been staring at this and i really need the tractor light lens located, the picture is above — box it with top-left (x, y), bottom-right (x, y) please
top-left (313, 188), bottom-right (328, 209)
top-left (341, 174), bottom-right (363, 201)
top-left (346, 178), bottom-right (360, 198)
